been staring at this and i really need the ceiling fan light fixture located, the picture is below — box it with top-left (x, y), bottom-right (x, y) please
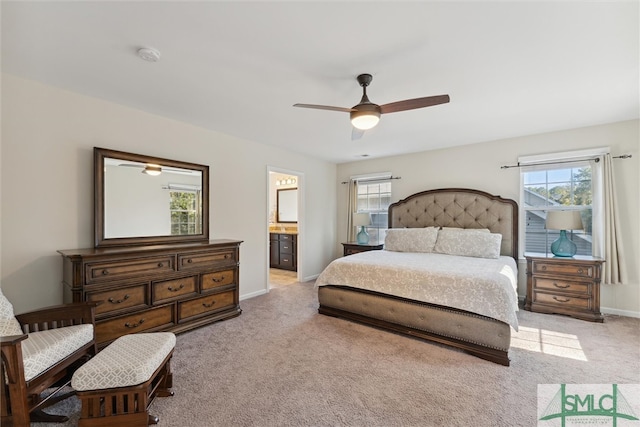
top-left (142, 164), bottom-right (162, 176)
top-left (350, 108), bottom-right (381, 130)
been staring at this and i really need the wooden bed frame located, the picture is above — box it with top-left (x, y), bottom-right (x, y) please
top-left (318, 188), bottom-right (518, 365)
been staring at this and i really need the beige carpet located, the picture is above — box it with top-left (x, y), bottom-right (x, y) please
top-left (35, 281), bottom-right (639, 427)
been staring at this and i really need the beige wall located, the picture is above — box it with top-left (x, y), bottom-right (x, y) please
top-left (337, 120), bottom-right (640, 316)
top-left (1, 74), bottom-right (337, 313)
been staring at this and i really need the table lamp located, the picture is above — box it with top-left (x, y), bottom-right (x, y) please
top-left (545, 210), bottom-right (583, 257)
top-left (353, 213), bottom-right (372, 244)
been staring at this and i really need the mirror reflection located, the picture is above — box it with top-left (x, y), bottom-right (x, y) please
top-left (277, 188), bottom-right (298, 223)
top-left (104, 158), bottom-right (203, 238)
top-left (95, 147), bottom-right (209, 247)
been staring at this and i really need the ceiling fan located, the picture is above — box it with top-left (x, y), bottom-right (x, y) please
top-left (293, 73), bottom-right (449, 139)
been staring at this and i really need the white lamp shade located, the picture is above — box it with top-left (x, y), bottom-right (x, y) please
top-left (545, 210), bottom-right (583, 230)
top-left (352, 212), bottom-right (371, 227)
top-left (351, 113), bottom-right (380, 130)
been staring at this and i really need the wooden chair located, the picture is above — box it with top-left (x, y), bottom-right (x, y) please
top-left (1, 289), bottom-right (97, 427)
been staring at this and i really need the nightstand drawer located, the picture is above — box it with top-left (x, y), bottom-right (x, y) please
top-left (532, 261), bottom-right (595, 279)
top-left (533, 278), bottom-right (590, 295)
top-left (533, 291), bottom-right (591, 309)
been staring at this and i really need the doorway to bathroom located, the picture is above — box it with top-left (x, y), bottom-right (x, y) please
top-left (267, 167), bottom-right (303, 290)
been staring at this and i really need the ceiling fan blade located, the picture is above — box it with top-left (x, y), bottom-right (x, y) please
top-left (351, 127), bottom-right (365, 141)
top-left (379, 95), bottom-right (450, 114)
top-left (293, 103), bottom-right (354, 113)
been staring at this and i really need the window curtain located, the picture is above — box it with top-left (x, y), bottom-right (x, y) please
top-left (594, 154), bottom-right (627, 284)
top-left (346, 179), bottom-right (358, 242)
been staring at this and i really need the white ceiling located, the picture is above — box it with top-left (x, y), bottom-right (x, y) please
top-left (2, 1), bottom-right (638, 164)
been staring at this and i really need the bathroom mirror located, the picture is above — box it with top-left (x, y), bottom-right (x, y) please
top-left (276, 188), bottom-right (298, 223)
top-left (94, 147), bottom-right (209, 247)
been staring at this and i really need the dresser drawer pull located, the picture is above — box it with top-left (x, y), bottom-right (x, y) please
top-left (553, 296), bottom-right (570, 303)
top-left (187, 259), bottom-right (193, 264)
top-left (224, 254), bottom-right (231, 259)
top-left (124, 319), bottom-right (145, 328)
top-left (202, 300), bottom-right (216, 308)
top-left (553, 282), bottom-right (570, 289)
top-left (577, 268), bottom-right (584, 274)
top-left (157, 262), bottom-right (164, 268)
top-left (540, 265), bottom-right (547, 271)
top-left (107, 294), bottom-right (130, 304)
top-left (102, 269), bottom-right (109, 275)
top-left (211, 276), bottom-right (225, 283)
top-left (167, 284), bottom-right (185, 292)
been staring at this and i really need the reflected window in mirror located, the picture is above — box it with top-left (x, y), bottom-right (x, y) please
top-left (170, 188), bottom-right (202, 235)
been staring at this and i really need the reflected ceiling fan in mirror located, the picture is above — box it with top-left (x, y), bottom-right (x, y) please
top-left (293, 73), bottom-right (450, 139)
top-left (116, 162), bottom-right (198, 176)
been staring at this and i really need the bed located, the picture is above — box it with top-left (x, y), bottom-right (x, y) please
top-left (316, 188), bottom-right (519, 365)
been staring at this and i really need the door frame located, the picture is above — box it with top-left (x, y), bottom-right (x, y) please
top-left (266, 166), bottom-right (304, 290)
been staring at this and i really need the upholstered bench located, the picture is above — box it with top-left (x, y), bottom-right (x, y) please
top-left (71, 332), bottom-right (176, 427)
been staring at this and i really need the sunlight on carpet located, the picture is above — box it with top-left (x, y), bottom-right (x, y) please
top-left (511, 325), bottom-right (588, 361)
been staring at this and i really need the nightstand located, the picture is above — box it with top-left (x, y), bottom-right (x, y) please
top-left (525, 253), bottom-right (604, 322)
top-left (342, 242), bottom-right (384, 256)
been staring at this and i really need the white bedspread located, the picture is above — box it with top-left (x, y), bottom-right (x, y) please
top-left (315, 250), bottom-right (519, 330)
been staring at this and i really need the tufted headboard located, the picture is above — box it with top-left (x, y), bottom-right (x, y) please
top-left (388, 188), bottom-right (518, 260)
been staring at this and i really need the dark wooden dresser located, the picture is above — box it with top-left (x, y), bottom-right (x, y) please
top-left (525, 252), bottom-right (604, 322)
top-left (58, 239), bottom-right (242, 347)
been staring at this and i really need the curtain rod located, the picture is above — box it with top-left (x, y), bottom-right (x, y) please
top-left (340, 176), bottom-right (401, 184)
top-left (500, 154), bottom-right (632, 170)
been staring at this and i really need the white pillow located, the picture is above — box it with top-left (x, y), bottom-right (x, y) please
top-left (434, 228), bottom-right (502, 259)
top-left (384, 227), bottom-right (439, 253)
top-left (440, 227), bottom-right (490, 233)
top-left (0, 288), bottom-right (24, 336)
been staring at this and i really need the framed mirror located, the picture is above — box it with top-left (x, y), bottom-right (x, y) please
top-left (276, 188), bottom-right (298, 223)
top-left (94, 147), bottom-right (209, 247)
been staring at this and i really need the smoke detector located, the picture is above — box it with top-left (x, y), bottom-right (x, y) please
top-left (137, 47), bottom-right (161, 62)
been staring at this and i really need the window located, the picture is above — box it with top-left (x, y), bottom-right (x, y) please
top-left (170, 191), bottom-right (200, 235)
top-left (355, 178), bottom-right (392, 245)
top-left (519, 148), bottom-right (609, 257)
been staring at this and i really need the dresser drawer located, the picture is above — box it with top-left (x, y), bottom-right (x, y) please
top-left (531, 260), bottom-right (595, 279)
top-left (279, 254), bottom-right (295, 269)
top-left (178, 250), bottom-right (236, 270)
top-left (86, 256), bottom-right (174, 284)
top-left (87, 284), bottom-right (148, 317)
top-left (202, 269), bottom-right (236, 291)
top-left (152, 276), bottom-right (197, 304)
top-left (533, 278), bottom-right (590, 295)
top-left (279, 234), bottom-right (296, 242)
top-left (279, 241), bottom-right (294, 254)
top-left (178, 291), bottom-right (236, 322)
top-left (533, 291), bottom-right (591, 310)
top-left (96, 305), bottom-right (175, 344)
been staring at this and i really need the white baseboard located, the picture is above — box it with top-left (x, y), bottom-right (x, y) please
top-left (601, 306), bottom-right (640, 319)
top-left (240, 289), bottom-right (268, 301)
top-left (302, 274), bottom-right (318, 282)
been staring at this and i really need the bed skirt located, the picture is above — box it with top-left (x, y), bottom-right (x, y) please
top-left (318, 285), bottom-right (511, 366)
